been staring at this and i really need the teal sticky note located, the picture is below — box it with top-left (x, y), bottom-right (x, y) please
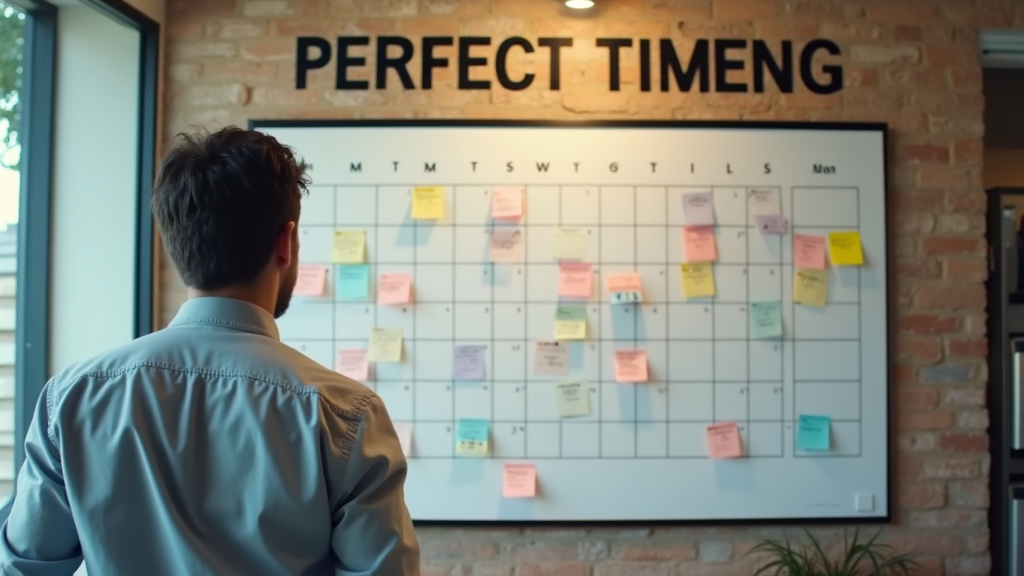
top-left (455, 418), bottom-right (490, 456)
top-left (555, 305), bottom-right (587, 322)
top-left (797, 414), bottom-right (831, 451)
top-left (750, 301), bottom-right (783, 339)
top-left (337, 265), bottom-right (369, 300)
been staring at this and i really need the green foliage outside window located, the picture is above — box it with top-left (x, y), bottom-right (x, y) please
top-left (0, 2), bottom-right (25, 169)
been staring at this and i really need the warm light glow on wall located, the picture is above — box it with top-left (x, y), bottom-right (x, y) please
top-left (565, 0), bottom-right (595, 8)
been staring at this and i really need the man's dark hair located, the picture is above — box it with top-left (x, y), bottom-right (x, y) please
top-left (151, 127), bottom-right (310, 290)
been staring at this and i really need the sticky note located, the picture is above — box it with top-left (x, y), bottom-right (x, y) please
top-left (797, 414), bottom-right (831, 451)
top-left (682, 191), bottom-right (715, 226)
top-left (552, 227), bottom-right (587, 260)
top-left (747, 188), bottom-right (781, 218)
top-left (614, 350), bottom-right (648, 383)
top-left (368, 327), bottom-right (403, 362)
top-left (294, 264), bottom-right (326, 296)
top-left (553, 305), bottom-right (587, 340)
top-left (605, 272), bottom-right (642, 293)
top-left (490, 229), bottom-right (523, 263)
top-left (681, 263), bottom-right (716, 298)
top-left (377, 273), bottom-right (412, 305)
top-left (828, 231), bottom-right (864, 266)
top-left (393, 422), bottom-right (413, 457)
top-left (337, 265), bottom-right (370, 300)
top-left (455, 418), bottom-right (490, 457)
top-left (332, 230), bottom-right (365, 263)
top-left (555, 380), bottom-right (591, 417)
top-left (453, 344), bottom-right (486, 380)
top-left (559, 262), bottom-right (593, 299)
top-left (534, 341), bottom-right (569, 376)
top-left (706, 421), bottom-right (742, 459)
top-left (502, 463), bottom-right (536, 498)
top-left (750, 301), bottom-right (783, 339)
top-left (412, 186), bottom-right (445, 219)
top-left (753, 214), bottom-right (788, 235)
top-left (794, 268), bottom-right (829, 308)
top-left (794, 234), bottom-right (827, 270)
top-left (610, 291), bottom-right (643, 305)
top-left (336, 349), bottom-right (369, 380)
top-left (492, 186), bottom-right (524, 219)
top-left (683, 226), bottom-right (718, 262)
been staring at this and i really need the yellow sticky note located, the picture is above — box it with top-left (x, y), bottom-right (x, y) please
top-left (794, 268), bottom-right (829, 308)
top-left (827, 231), bottom-right (864, 266)
top-left (681, 263), bottom-right (716, 298)
top-left (553, 305), bottom-right (587, 340)
top-left (332, 230), bottom-right (365, 263)
top-left (368, 327), bottom-right (403, 362)
top-left (412, 186), bottom-right (445, 219)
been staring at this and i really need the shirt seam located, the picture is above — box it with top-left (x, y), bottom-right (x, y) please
top-left (169, 315), bottom-right (276, 339)
top-left (320, 391), bottom-right (374, 483)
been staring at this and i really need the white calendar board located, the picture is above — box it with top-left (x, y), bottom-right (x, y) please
top-left (254, 120), bottom-right (890, 523)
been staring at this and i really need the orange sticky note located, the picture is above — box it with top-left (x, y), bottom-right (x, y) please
top-left (706, 422), bottom-right (742, 459)
top-left (683, 226), bottom-right (717, 262)
top-left (377, 273), bottom-right (411, 305)
top-left (336, 349), bottom-right (369, 381)
top-left (794, 234), bottom-right (827, 270)
top-left (502, 463), bottom-right (536, 498)
top-left (559, 262), bottom-right (592, 299)
top-left (614, 350), bottom-right (648, 383)
top-left (492, 186), bottom-right (524, 219)
top-left (294, 264), bottom-right (326, 296)
top-left (605, 272), bottom-right (642, 293)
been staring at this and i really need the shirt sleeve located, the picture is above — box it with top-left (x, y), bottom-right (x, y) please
top-left (0, 381), bottom-right (84, 575)
top-left (325, 393), bottom-right (420, 576)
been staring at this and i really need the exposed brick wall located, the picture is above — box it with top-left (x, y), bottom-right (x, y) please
top-left (162, 1), bottom-right (1024, 574)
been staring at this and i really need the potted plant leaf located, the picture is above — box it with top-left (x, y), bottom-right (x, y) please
top-left (747, 528), bottom-right (919, 576)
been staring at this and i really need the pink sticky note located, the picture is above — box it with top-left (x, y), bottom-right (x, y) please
top-left (605, 272), bottom-right (642, 293)
top-left (794, 235), bottom-right (827, 270)
top-left (706, 422), bottom-right (743, 459)
top-left (492, 187), bottom-right (524, 219)
top-left (336, 349), bottom-right (369, 381)
top-left (502, 463), bottom-right (536, 498)
top-left (614, 350), bottom-right (648, 383)
top-left (683, 226), bottom-right (718, 262)
top-left (294, 264), bottom-right (326, 296)
top-left (377, 273), bottom-right (412, 305)
top-left (559, 263), bottom-right (592, 299)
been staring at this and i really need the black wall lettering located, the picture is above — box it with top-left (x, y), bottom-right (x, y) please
top-left (690, 163), bottom-right (695, 173)
top-left (471, 161), bottom-right (478, 171)
top-left (337, 36), bottom-right (370, 90)
top-left (800, 39), bottom-right (843, 95)
top-left (753, 40), bottom-right (793, 93)
top-left (650, 162), bottom-right (657, 173)
top-left (296, 36), bottom-right (331, 89)
top-left (714, 39), bottom-right (747, 93)
top-left (610, 162), bottom-right (618, 173)
top-left (350, 162), bottom-right (362, 172)
top-left (375, 36), bottom-right (415, 89)
top-left (496, 37), bottom-right (535, 90)
top-left (458, 36), bottom-right (491, 89)
top-left (727, 163), bottom-right (733, 174)
top-left (597, 38), bottom-right (632, 91)
top-left (660, 38), bottom-right (710, 92)
top-left (536, 162), bottom-right (550, 172)
top-left (573, 162), bottom-right (580, 172)
top-left (764, 163), bottom-right (772, 174)
top-left (640, 39), bottom-right (651, 92)
top-left (425, 162), bottom-right (436, 172)
top-left (422, 36), bottom-right (454, 89)
top-left (538, 37), bottom-right (572, 90)
top-left (506, 161), bottom-right (514, 172)
top-left (392, 161), bottom-right (399, 171)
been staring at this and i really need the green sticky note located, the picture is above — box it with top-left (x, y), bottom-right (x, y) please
top-left (455, 418), bottom-right (490, 457)
top-left (555, 305), bottom-right (587, 322)
top-left (337, 265), bottom-right (369, 300)
top-left (750, 301), bottom-right (783, 339)
top-left (797, 414), bottom-right (831, 451)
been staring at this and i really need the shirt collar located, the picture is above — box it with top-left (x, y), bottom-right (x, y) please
top-left (168, 297), bottom-right (280, 340)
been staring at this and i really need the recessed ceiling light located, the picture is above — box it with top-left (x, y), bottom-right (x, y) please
top-left (565, 0), bottom-right (595, 8)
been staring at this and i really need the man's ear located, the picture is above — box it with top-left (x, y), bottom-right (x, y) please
top-left (275, 221), bottom-right (297, 269)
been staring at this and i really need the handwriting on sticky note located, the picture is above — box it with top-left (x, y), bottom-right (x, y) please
top-left (747, 188), bottom-right (781, 218)
top-left (605, 272), bottom-right (642, 293)
top-left (681, 263), bottom-right (716, 298)
top-left (753, 214), bottom-right (788, 235)
top-left (393, 422), bottom-right (413, 457)
top-left (559, 263), bottom-right (592, 299)
top-left (828, 231), bottom-right (864, 266)
top-left (453, 344), bottom-right (486, 380)
top-left (553, 305), bottom-right (587, 340)
top-left (368, 327), bottom-right (403, 362)
top-left (455, 418), bottom-right (490, 457)
top-left (336, 349), bottom-right (369, 381)
top-left (490, 229), bottom-right (523, 263)
top-left (492, 186), bottom-right (524, 219)
top-left (412, 186), bottom-right (445, 219)
top-left (797, 414), bottom-right (831, 451)
top-left (503, 463), bottom-right (537, 498)
top-left (552, 227), bottom-right (587, 260)
top-left (706, 421), bottom-right (742, 459)
top-left (793, 234), bottom-right (827, 270)
top-left (794, 268), bottom-right (829, 308)
top-left (534, 341), bottom-right (569, 376)
top-left (378, 273), bottom-right (412, 305)
top-left (337, 265), bottom-right (370, 300)
top-left (555, 380), bottom-right (590, 417)
top-left (294, 264), bottom-right (326, 296)
top-left (750, 301), bottom-right (783, 339)
top-left (682, 191), bottom-right (715, 226)
top-left (614, 350), bottom-right (648, 383)
top-left (332, 230), bottom-right (365, 263)
top-left (683, 226), bottom-right (718, 262)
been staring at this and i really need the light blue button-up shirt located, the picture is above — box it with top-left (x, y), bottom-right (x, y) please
top-left (0, 297), bottom-right (420, 575)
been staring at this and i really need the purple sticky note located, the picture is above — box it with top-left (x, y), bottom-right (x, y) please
top-left (753, 214), bottom-right (788, 235)
top-left (453, 345), bottom-right (487, 380)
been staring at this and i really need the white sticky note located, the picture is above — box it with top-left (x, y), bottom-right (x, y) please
top-left (534, 341), bottom-right (569, 376)
top-left (747, 188), bottom-right (781, 219)
top-left (682, 191), bottom-right (715, 226)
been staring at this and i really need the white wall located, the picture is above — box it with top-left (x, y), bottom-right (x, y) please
top-left (50, 5), bottom-right (139, 376)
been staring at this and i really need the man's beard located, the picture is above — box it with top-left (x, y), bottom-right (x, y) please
top-left (273, 259), bottom-right (298, 319)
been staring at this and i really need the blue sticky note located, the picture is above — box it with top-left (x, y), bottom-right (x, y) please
top-left (797, 414), bottom-right (831, 451)
top-left (455, 418), bottom-right (490, 456)
top-left (337, 265), bottom-right (369, 299)
top-left (750, 301), bottom-right (783, 339)
top-left (453, 345), bottom-right (487, 380)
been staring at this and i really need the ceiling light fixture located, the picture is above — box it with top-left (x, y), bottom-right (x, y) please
top-left (565, 0), bottom-right (595, 8)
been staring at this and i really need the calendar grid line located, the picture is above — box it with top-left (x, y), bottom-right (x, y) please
top-left (664, 184), bottom-right (670, 455)
top-left (789, 186), bottom-right (796, 456)
top-left (633, 185), bottom-right (639, 458)
top-left (745, 192), bottom-right (751, 442)
top-left (559, 185), bottom-right (565, 459)
top-left (593, 185), bottom-right (602, 458)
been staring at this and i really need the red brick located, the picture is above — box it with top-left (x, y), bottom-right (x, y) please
top-left (421, 565), bottom-right (452, 576)
top-left (883, 68), bottom-right (947, 89)
top-left (899, 313), bottom-right (958, 334)
top-left (171, 0), bottom-right (237, 19)
top-left (899, 483), bottom-right (946, 509)
top-left (909, 557), bottom-right (944, 576)
top-left (917, 166), bottom-right (973, 188)
top-left (510, 542), bottom-right (579, 562)
top-left (866, 2), bottom-right (938, 21)
top-left (594, 562), bottom-right (673, 576)
top-left (893, 25), bottom-right (923, 41)
top-left (896, 143), bottom-right (948, 164)
top-left (898, 431), bottom-right (936, 453)
top-left (946, 191), bottom-right (986, 212)
top-left (272, 19), bottom-right (335, 36)
top-left (920, 236), bottom-right (984, 255)
top-left (250, 86), bottom-right (319, 106)
top-left (518, 563), bottom-right (589, 576)
top-left (239, 39), bottom-right (296, 61)
top-left (894, 212), bottom-right (936, 234)
top-left (914, 283), bottom-right (986, 310)
top-left (954, 138), bottom-right (984, 164)
top-left (945, 555), bottom-right (992, 576)
top-left (900, 410), bottom-right (954, 431)
top-left (923, 456), bottom-right (980, 479)
top-left (893, 188), bottom-right (944, 210)
top-left (898, 387), bottom-right (939, 410)
top-left (944, 387), bottom-right (985, 406)
top-left (422, 542), bottom-right (499, 561)
top-left (948, 337), bottom-right (987, 358)
top-left (965, 532), bottom-right (989, 554)
top-left (935, 213), bottom-right (985, 234)
top-left (929, 115), bottom-right (985, 138)
top-left (851, 45), bottom-right (920, 64)
top-left (895, 259), bottom-right (942, 280)
top-left (909, 509), bottom-right (987, 529)
top-left (897, 337), bottom-right (942, 364)
top-left (939, 431), bottom-right (989, 453)
top-left (203, 61), bottom-right (278, 81)
top-left (949, 67), bottom-right (983, 90)
top-left (925, 44), bottom-right (978, 67)
top-left (617, 543), bottom-right (697, 561)
top-left (885, 534), bottom-right (963, 556)
top-left (895, 364), bottom-right (916, 384)
top-left (713, 0), bottom-right (778, 20)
